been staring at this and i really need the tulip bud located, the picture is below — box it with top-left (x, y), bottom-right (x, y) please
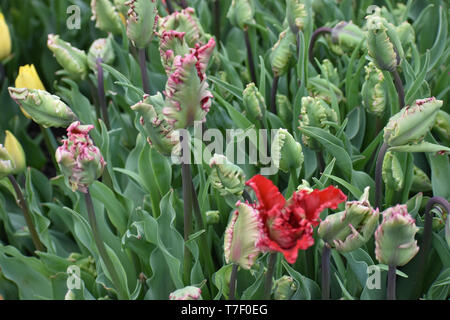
top-left (159, 7), bottom-right (209, 47)
top-left (47, 34), bottom-right (88, 80)
top-left (432, 110), bottom-right (450, 146)
top-left (55, 121), bottom-right (106, 193)
top-left (277, 94), bottom-right (293, 126)
top-left (271, 128), bottom-right (303, 174)
top-left (0, 146), bottom-right (14, 180)
top-left (273, 275), bottom-right (297, 300)
top-left (87, 36), bottom-right (115, 72)
top-left (131, 93), bottom-right (180, 156)
top-left (243, 82), bottom-right (265, 120)
top-left (318, 187), bottom-right (380, 252)
top-left (226, 0), bottom-right (255, 30)
top-left (384, 97), bottom-right (443, 147)
top-left (362, 62), bottom-right (386, 117)
top-left (90, 0), bottom-right (123, 34)
top-left (162, 38), bottom-right (215, 129)
top-left (15, 64), bottom-right (46, 91)
top-left (3, 131), bottom-right (26, 175)
top-left (366, 14), bottom-right (404, 72)
top-left (270, 28), bottom-right (296, 77)
top-left (307, 76), bottom-right (343, 103)
top-left (321, 59), bottom-right (340, 86)
top-left (125, 0), bottom-right (158, 49)
top-left (209, 154), bottom-right (246, 199)
top-left (159, 30), bottom-right (190, 75)
top-left (8, 87), bottom-right (78, 128)
top-left (297, 179), bottom-right (313, 193)
top-left (224, 202), bottom-right (260, 269)
top-left (0, 12), bottom-right (11, 61)
top-left (169, 286), bottom-right (202, 300)
top-left (411, 166), bottom-right (432, 193)
top-left (206, 210), bottom-right (220, 225)
top-left (286, 0), bottom-right (307, 34)
top-left (382, 151), bottom-right (404, 191)
top-left (331, 21), bottom-right (365, 53)
top-left (299, 96), bottom-right (338, 150)
top-left (375, 205), bottom-right (419, 267)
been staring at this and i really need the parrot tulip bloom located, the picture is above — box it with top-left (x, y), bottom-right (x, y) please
top-left (246, 175), bottom-right (346, 264)
top-left (55, 122), bottom-right (106, 193)
top-left (162, 38), bottom-right (215, 129)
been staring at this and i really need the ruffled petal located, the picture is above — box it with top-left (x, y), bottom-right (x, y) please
top-left (246, 175), bottom-right (285, 211)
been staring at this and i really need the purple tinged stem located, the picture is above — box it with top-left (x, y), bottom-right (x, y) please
top-left (96, 58), bottom-right (111, 130)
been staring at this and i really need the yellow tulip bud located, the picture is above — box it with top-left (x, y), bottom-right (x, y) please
top-left (0, 12), bottom-right (12, 61)
top-left (15, 64), bottom-right (46, 90)
top-left (4, 130), bottom-right (26, 174)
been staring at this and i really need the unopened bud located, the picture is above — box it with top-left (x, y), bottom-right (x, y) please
top-left (209, 154), bottom-right (246, 199)
top-left (243, 82), bottom-right (265, 120)
top-left (271, 128), bottom-right (303, 173)
top-left (382, 151), bottom-right (404, 191)
top-left (169, 286), bottom-right (202, 300)
top-left (226, 0), bottom-right (255, 30)
top-left (270, 28), bottom-right (296, 77)
top-left (87, 36), bottom-right (115, 72)
top-left (285, 0), bottom-right (307, 34)
top-left (125, 0), bottom-right (158, 49)
top-left (91, 0), bottom-right (123, 34)
top-left (331, 21), bottom-right (366, 53)
top-left (362, 62), bottom-right (386, 117)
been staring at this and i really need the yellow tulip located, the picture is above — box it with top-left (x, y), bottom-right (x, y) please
top-left (15, 64), bottom-right (46, 118)
top-left (15, 64), bottom-right (46, 90)
top-left (4, 130), bottom-right (26, 174)
top-left (0, 12), bottom-right (11, 61)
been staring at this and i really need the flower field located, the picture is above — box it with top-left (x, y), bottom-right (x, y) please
top-left (0, 0), bottom-right (449, 301)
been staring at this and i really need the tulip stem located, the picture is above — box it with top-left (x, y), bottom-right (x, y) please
top-left (243, 27), bottom-right (257, 84)
top-left (308, 27), bottom-right (332, 69)
top-left (270, 75), bottom-right (279, 114)
top-left (96, 58), bottom-right (111, 130)
top-left (375, 142), bottom-right (388, 210)
top-left (85, 190), bottom-right (127, 300)
top-left (413, 197), bottom-right (450, 298)
top-left (391, 69), bottom-right (405, 109)
top-left (243, 189), bottom-right (253, 203)
top-left (387, 264), bottom-right (396, 300)
top-left (263, 252), bottom-right (277, 300)
top-left (138, 48), bottom-right (151, 95)
top-left (289, 167), bottom-right (299, 188)
top-left (321, 243), bottom-right (331, 300)
top-left (7, 175), bottom-right (44, 253)
top-left (182, 162), bottom-right (193, 285)
top-left (229, 264), bottom-right (239, 300)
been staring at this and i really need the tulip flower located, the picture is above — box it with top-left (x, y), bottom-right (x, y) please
top-left (243, 82), bottom-right (265, 121)
top-left (366, 13), bottom-right (404, 72)
top-left (375, 204), bottom-right (419, 267)
top-left (206, 210), bottom-right (220, 225)
top-left (210, 154), bottom-right (246, 201)
top-left (8, 87), bottom-right (77, 128)
top-left (0, 131), bottom-right (26, 179)
top-left (55, 121), bottom-right (106, 193)
top-left (299, 96), bottom-right (338, 150)
top-left (362, 62), bottom-right (387, 117)
top-left (87, 36), bottom-right (115, 72)
top-left (224, 202), bottom-right (260, 269)
top-left (246, 174), bottom-right (346, 264)
top-left (270, 28), bottom-right (296, 78)
top-left (271, 128), bottom-right (303, 175)
top-left (226, 0), bottom-right (255, 30)
top-left (384, 97), bottom-right (443, 147)
top-left (321, 59), bottom-right (340, 86)
top-left (0, 12), bottom-right (11, 62)
top-left (273, 276), bottom-right (297, 300)
top-left (330, 21), bottom-right (365, 53)
top-left (285, 0), bottom-right (307, 35)
top-left (382, 151), bottom-right (404, 191)
top-left (47, 34), bottom-right (89, 80)
top-left (159, 7), bottom-right (209, 47)
top-left (318, 187), bottom-right (379, 252)
top-left (131, 93), bottom-right (180, 156)
top-left (158, 30), bottom-right (189, 75)
top-left (90, 0), bottom-right (123, 34)
top-left (125, 0), bottom-right (158, 49)
top-left (169, 286), bottom-right (202, 300)
top-left (15, 64), bottom-right (46, 91)
top-left (162, 38), bottom-right (216, 129)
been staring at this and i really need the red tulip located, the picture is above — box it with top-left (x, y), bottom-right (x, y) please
top-left (246, 175), bottom-right (346, 263)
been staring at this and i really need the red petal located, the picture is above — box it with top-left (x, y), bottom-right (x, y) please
top-left (246, 175), bottom-right (285, 210)
top-left (293, 186), bottom-right (347, 224)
